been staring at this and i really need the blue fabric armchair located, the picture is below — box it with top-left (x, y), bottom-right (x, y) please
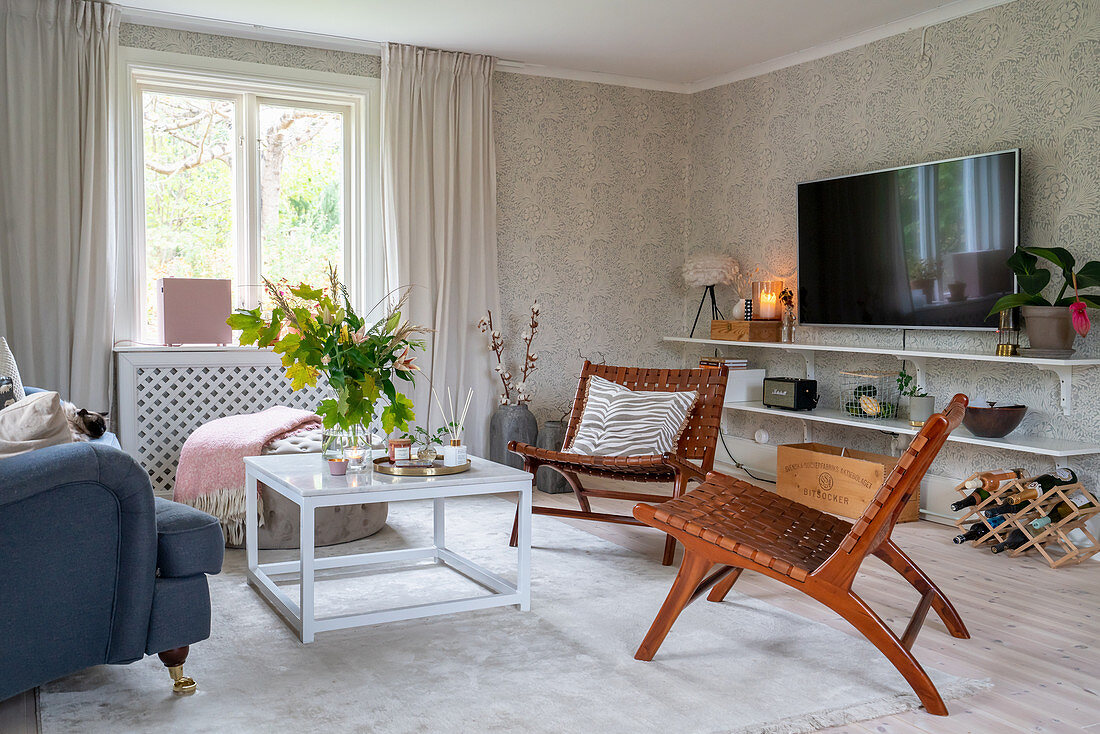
top-left (0, 442), bottom-right (224, 700)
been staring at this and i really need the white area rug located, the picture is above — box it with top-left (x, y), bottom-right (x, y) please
top-left (40, 496), bottom-right (986, 733)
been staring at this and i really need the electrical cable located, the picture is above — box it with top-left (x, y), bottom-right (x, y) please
top-left (719, 429), bottom-right (776, 484)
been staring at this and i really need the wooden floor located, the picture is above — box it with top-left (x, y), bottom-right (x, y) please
top-left (522, 477), bottom-right (1100, 734)
top-left (5, 477), bottom-right (1098, 733)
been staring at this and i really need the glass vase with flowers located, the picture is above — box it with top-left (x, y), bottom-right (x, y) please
top-left (228, 265), bottom-right (429, 465)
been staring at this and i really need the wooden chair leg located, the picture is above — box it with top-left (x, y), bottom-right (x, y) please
top-left (660, 473), bottom-right (692, 566)
top-left (875, 540), bottom-right (969, 640)
top-left (828, 591), bottom-right (948, 716)
top-left (509, 458), bottom-right (540, 549)
top-left (508, 504), bottom-right (520, 548)
top-left (560, 469), bottom-right (592, 513)
top-left (635, 551), bottom-right (713, 661)
top-left (706, 567), bottom-right (743, 602)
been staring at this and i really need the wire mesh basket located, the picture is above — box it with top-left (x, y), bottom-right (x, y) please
top-left (840, 370), bottom-right (900, 421)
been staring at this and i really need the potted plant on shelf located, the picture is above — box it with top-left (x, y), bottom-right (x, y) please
top-left (227, 265), bottom-right (428, 462)
top-left (897, 365), bottom-right (934, 427)
top-left (989, 247), bottom-right (1100, 354)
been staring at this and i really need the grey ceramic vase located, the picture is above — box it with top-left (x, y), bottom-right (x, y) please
top-left (489, 403), bottom-right (538, 470)
top-left (535, 420), bottom-right (570, 494)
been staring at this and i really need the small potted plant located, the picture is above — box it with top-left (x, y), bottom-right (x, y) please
top-left (897, 365), bottom-right (934, 427)
top-left (402, 422), bottom-right (458, 462)
top-left (989, 247), bottom-right (1100, 353)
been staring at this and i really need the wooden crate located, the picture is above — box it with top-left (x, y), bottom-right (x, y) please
top-left (710, 319), bottom-right (781, 342)
top-left (776, 442), bottom-right (918, 523)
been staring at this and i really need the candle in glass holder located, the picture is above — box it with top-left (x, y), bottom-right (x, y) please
top-left (752, 280), bottom-right (783, 320)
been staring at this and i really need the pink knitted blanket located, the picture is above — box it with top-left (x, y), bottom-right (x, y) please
top-left (174, 407), bottom-right (321, 543)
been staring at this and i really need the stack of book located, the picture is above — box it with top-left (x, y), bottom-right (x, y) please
top-left (699, 358), bottom-right (749, 371)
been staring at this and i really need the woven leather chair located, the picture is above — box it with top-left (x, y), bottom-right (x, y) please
top-left (632, 394), bottom-right (971, 716)
top-left (508, 360), bottom-right (729, 565)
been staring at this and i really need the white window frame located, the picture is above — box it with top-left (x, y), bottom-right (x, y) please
top-left (116, 47), bottom-right (382, 343)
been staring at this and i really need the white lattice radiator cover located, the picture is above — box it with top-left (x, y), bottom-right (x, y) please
top-left (117, 348), bottom-right (327, 495)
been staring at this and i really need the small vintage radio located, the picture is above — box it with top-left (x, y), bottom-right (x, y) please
top-left (762, 377), bottom-right (818, 411)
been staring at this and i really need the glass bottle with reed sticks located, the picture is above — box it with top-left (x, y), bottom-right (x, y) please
top-left (436, 387), bottom-right (473, 467)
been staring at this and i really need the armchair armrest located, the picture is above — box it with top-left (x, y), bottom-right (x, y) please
top-left (154, 498), bottom-right (224, 578)
top-left (662, 452), bottom-right (706, 483)
top-left (0, 443), bottom-right (158, 685)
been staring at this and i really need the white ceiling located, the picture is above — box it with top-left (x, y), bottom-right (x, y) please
top-left (116, 0), bottom-right (1014, 89)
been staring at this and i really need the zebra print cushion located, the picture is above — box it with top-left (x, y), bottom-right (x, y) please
top-left (566, 376), bottom-right (698, 457)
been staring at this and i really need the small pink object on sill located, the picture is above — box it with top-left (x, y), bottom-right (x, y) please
top-left (327, 459), bottom-right (349, 476)
top-left (158, 277), bottom-right (233, 346)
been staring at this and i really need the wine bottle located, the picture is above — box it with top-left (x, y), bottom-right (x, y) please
top-left (1030, 516), bottom-right (1052, 531)
top-left (950, 469), bottom-right (1025, 511)
top-left (952, 515), bottom-right (1007, 544)
top-left (1030, 492), bottom-right (1097, 530)
top-left (990, 526), bottom-right (1043, 554)
top-left (983, 496), bottom-right (1039, 516)
top-left (982, 470), bottom-right (1079, 514)
top-left (1019, 469), bottom-right (1078, 495)
top-left (963, 468), bottom-right (1024, 493)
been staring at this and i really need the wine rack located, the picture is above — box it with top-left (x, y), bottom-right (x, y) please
top-left (952, 472), bottom-right (1100, 569)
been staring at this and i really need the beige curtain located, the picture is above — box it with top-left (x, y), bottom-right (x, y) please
top-left (0, 0), bottom-right (118, 410)
top-left (381, 43), bottom-right (499, 456)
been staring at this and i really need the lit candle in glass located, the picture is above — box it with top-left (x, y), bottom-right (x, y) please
top-left (752, 280), bottom-right (783, 320)
top-left (346, 447), bottom-right (365, 472)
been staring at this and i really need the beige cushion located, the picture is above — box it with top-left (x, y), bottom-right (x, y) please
top-left (262, 427), bottom-right (323, 455)
top-left (0, 391), bottom-right (73, 458)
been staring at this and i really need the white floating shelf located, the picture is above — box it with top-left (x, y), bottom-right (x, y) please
top-left (665, 336), bottom-right (1100, 415)
top-left (664, 336), bottom-right (1100, 366)
top-left (722, 401), bottom-right (1100, 459)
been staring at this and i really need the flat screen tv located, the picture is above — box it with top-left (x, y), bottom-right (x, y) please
top-left (797, 149), bottom-right (1019, 330)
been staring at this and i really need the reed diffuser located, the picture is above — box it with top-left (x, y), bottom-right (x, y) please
top-left (434, 387), bottom-right (473, 467)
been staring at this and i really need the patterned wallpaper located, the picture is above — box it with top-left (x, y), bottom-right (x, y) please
top-left (493, 73), bottom-right (689, 421)
top-left (686, 0), bottom-right (1100, 482)
top-left (119, 24), bottom-right (381, 77)
top-left (121, 4), bottom-right (1100, 486)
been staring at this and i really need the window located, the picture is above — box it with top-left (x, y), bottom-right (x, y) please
top-left (121, 53), bottom-right (380, 343)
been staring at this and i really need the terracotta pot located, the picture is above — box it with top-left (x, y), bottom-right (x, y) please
top-left (1021, 305), bottom-right (1075, 352)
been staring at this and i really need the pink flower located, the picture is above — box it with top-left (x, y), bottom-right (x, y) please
top-left (1071, 301), bottom-right (1090, 337)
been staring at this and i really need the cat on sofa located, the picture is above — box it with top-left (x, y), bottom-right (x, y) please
top-left (61, 401), bottom-right (108, 441)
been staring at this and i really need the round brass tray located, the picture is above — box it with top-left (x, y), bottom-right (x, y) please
top-left (373, 457), bottom-right (471, 476)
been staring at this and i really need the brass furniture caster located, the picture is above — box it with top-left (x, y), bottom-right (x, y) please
top-left (158, 645), bottom-right (196, 695)
top-left (168, 665), bottom-right (197, 695)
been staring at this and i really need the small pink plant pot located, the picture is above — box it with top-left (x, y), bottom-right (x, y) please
top-left (327, 459), bottom-right (349, 476)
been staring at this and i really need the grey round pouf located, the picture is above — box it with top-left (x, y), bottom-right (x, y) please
top-left (489, 404), bottom-right (538, 470)
top-left (535, 420), bottom-right (571, 494)
top-left (225, 427), bottom-right (387, 550)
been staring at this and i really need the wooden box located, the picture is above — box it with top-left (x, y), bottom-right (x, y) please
top-left (776, 442), bottom-right (919, 523)
top-left (710, 319), bottom-right (781, 342)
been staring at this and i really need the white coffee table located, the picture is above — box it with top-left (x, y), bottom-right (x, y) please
top-left (243, 453), bottom-right (532, 643)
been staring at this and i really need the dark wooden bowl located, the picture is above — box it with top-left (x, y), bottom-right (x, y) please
top-left (962, 404), bottom-right (1027, 438)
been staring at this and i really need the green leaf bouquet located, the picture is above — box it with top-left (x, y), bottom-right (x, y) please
top-left (227, 265), bottom-right (429, 435)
